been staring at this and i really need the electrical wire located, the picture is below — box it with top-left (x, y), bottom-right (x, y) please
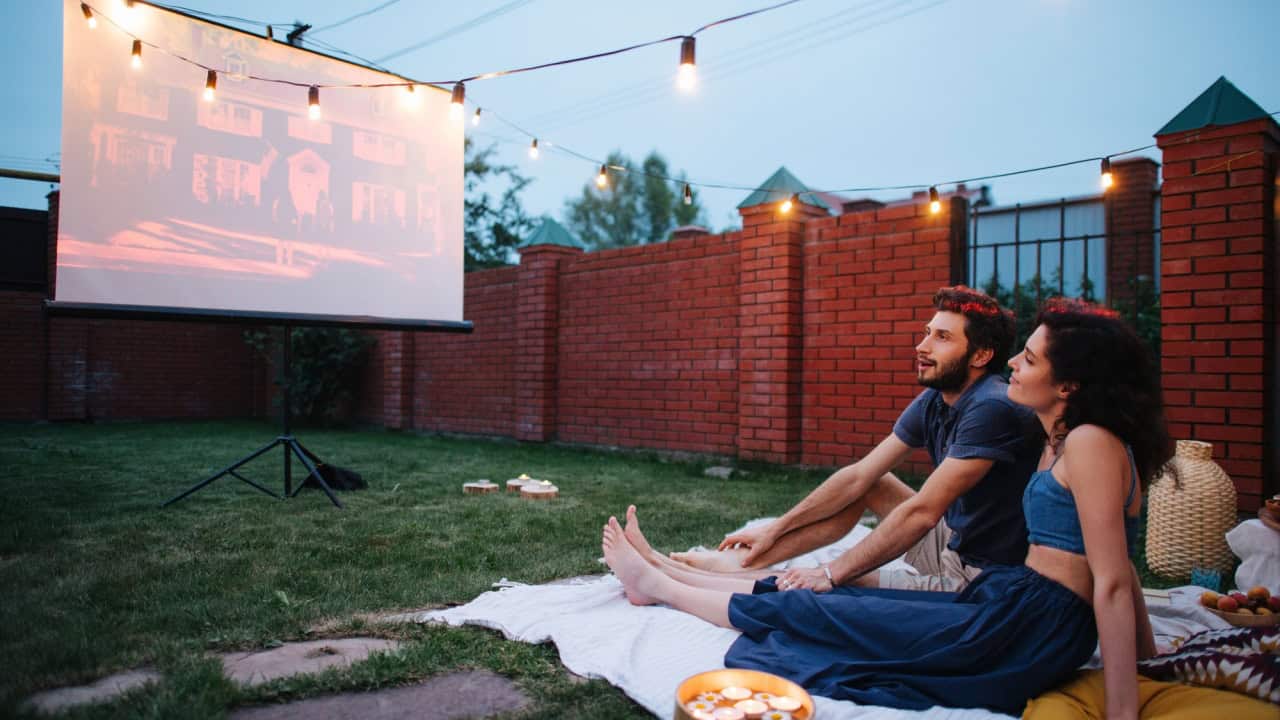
top-left (374, 0), bottom-right (536, 64)
top-left (310, 0), bottom-right (403, 34)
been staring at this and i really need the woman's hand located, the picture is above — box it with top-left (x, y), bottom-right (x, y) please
top-left (777, 566), bottom-right (834, 593)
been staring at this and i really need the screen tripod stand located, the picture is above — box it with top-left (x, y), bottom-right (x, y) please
top-left (162, 324), bottom-right (343, 509)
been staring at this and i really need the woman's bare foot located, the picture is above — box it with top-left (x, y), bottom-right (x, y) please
top-left (669, 547), bottom-right (755, 573)
top-left (623, 505), bottom-right (668, 568)
top-left (602, 516), bottom-right (666, 606)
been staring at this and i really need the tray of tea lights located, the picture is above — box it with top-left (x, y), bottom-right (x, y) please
top-left (675, 668), bottom-right (814, 720)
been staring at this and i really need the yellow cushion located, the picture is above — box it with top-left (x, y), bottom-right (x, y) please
top-left (1022, 669), bottom-right (1278, 720)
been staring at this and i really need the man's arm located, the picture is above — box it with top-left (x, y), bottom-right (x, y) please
top-left (731, 435), bottom-right (914, 562)
top-left (823, 455), bottom-right (994, 585)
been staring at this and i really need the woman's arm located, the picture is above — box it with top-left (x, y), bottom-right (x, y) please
top-left (1061, 426), bottom-right (1140, 720)
top-left (1129, 563), bottom-right (1157, 659)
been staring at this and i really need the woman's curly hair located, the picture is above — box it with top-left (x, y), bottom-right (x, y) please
top-left (1036, 298), bottom-right (1174, 488)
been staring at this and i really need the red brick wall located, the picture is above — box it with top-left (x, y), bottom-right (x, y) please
top-left (1157, 117), bottom-right (1280, 511)
top-left (0, 291), bottom-right (47, 420)
top-left (799, 203), bottom-right (953, 474)
top-left (411, 266), bottom-right (520, 437)
top-left (557, 233), bottom-right (741, 454)
top-left (43, 318), bottom-right (264, 420)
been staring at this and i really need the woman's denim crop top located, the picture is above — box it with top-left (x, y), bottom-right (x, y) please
top-left (1023, 445), bottom-right (1140, 555)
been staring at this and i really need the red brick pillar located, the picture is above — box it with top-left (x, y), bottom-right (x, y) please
top-left (736, 200), bottom-right (823, 463)
top-left (1105, 158), bottom-right (1159, 302)
top-left (381, 332), bottom-right (414, 430)
top-left (1157, 117), bottom-right (1279, 511)
top-left (514, 244), bottom-right (581, 442)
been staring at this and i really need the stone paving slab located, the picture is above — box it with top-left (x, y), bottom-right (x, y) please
top-left (22, 669), bottom-right (162, 715)
top-left (221, 637), bottom-right (402, 687)
top-left (228, 670), bottom-right (530, 720)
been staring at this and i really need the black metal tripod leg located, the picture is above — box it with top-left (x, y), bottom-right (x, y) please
top-left (293, 440), bottom-right (324, 465)
top-left (288, 440), bottom-right (343, 509)
top-left (228, 470), bottom-right (283, 499)
top-left (161, 437), bottom-right (283, 507)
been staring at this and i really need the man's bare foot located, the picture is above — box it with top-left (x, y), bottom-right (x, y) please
top-left (669, 547), bottom-right (756, 573)
top-left (623, 505), bottom-right (666, 568)
top-left (602, 516), bottom-right (665, 606)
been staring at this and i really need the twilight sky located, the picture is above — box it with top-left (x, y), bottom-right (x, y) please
top-left (1, 0), bottom-right (1275, 231)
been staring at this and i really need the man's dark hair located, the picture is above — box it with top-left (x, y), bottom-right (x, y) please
top-left (931, 285), bottom-right (1016, 372)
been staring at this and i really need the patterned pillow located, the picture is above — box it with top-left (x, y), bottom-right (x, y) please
top-left (1138, 626), bottom-right (1279, 704)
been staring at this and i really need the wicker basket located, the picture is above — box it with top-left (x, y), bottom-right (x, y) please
top-left (1145, 440), bottom-right (1237, 579)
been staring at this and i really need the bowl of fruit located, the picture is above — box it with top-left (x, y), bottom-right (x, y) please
top-left (1199, 586), bottom-right (1280, 627)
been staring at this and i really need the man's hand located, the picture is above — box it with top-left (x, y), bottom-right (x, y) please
top-left (777, 566), bottom-right (833, 593)
top-left (718, 523), bottom-right (774, 552)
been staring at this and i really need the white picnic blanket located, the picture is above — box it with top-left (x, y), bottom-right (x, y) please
top-left (389, 521), bottom-right (1229, 720)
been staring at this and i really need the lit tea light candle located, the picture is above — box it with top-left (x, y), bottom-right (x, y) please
top-left (712, 707), bottom-right (745, 720)
top-left (752, 692), bottom-right (776, 703)
top-left (767, 696), bottom-right (802, 712)
top-left (720, 686), bottom-right (752, 701)
top-left (685, 700), bottom-right (716, 717)
top-left (695, 691), bottom-right (724, 704)
top-left (734, 699), bottom-right (769, 719)
top-left (761, 712), bottom-right (792, 720)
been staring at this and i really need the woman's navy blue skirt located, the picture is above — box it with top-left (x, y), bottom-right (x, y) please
top-left (724, 564), bottom-right (1097, 715)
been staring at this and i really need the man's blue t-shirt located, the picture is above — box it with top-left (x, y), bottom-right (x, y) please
top-left (892, 372), bottom-right (1039, 568)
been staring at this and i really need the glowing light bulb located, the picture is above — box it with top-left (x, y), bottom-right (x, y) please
top-left (683, 183), bottom-right (692, 206)
top-left (450, 81), bottom-right (465, 122)
top-left (472, 107), bottom-right (481, 126)
top-left (131, 39), bottom-right (142, 69)
top-left (528, 138), bottom-right (539, 159)
top-left (81, 3), bottom-right (96, 29)
top-left (308, 86), bottom-right (321, 120)
top-left (203, 70), bottom-right (217, 102)
top-left (781, 193), bottom-right (796, 214)
top-left (1100, 157), bottom-right (1113, 190)
top-left (402, 83), bottom-right (421, 108)
top-left (596, 165), bottom-right (608, 188)
top-left (677, 36), bottom-right (696, 92)
top-left (928, 186), bottom-right (941, 214)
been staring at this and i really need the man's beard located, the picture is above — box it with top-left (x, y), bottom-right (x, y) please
top-left (917, 351), bottom-right (972, 391)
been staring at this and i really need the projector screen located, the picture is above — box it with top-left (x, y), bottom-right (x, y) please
top-left (54, 0), bottom-right (466, 327)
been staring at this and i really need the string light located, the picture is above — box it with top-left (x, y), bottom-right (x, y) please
top-left (780, 193), bottom-right (796, 213)
top-left (450, 82), bottom-right (465, 121)
top-left (677, 37), bottom-right (696, 92)
top-left (79, 1), bottom-right (1208, 212)
top-left (130, 39), bottom-right (142, 69)
top-left (472, 107), bottom-right (482, 126)
top-left (595, 164), bottom-right (608, 188)
top-left (401, 83), bottom-right (421, 108)
top-left (308, 85), bottom-right (321, 120)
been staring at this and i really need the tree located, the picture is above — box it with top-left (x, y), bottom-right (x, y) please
top-left (464, 137), bottom-right (536, 270)
top-left (565, 150), bottom-right (644, 251)
top-left (564, 149), bottom-right (707, 250)
top-left (641, 153), bottom-right (675, 244)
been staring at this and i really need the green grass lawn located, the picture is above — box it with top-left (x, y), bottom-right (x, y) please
top-left (0, 421), bottom-right (847, 719)
top-left (0, 421), bottom-right (1182, 719)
